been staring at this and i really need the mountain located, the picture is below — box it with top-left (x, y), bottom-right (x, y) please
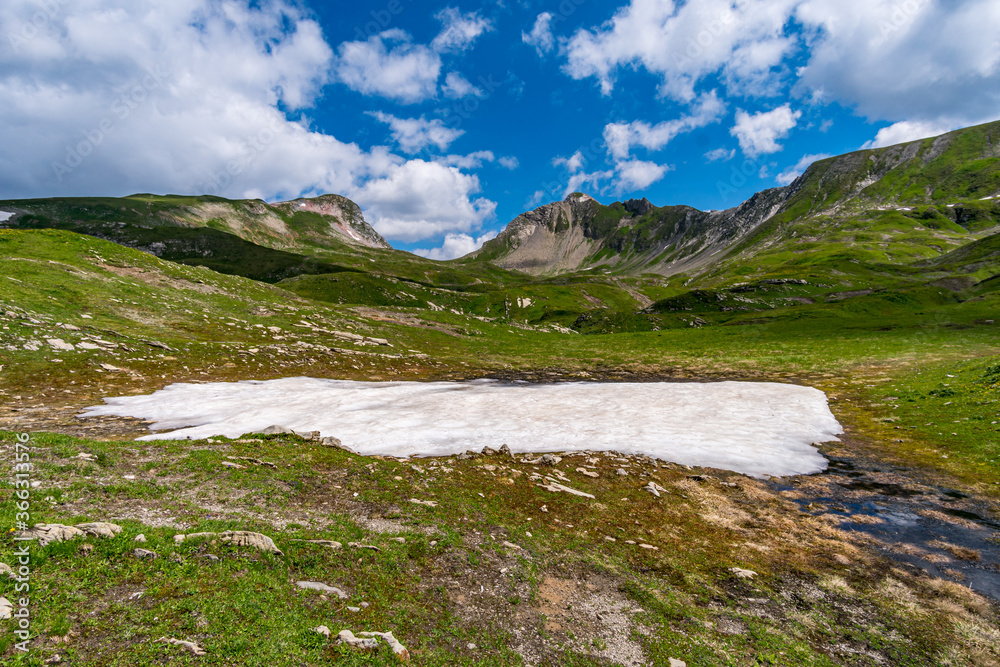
top-left (472, 120), bottom-right (1000, 278)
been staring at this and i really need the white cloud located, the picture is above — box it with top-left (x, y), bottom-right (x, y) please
top-left (775, 153), bottom-right (829, 185)
top-left (563, 0), bottom-right (798, 100)
top-left (412, 230), bottom-right (498, 260)
top-left (0, 1), bottom-right (494, 245)
top-left (613, 159), bottom-right (670, 192)
top-left (352, 159), bottom-right (496, 242)
top-left (602, 90), bottom-right (725, 159)
top-left (498, 156), bottom-right (519, 170)
top-left (522, 12), bottom-right (555, 56)
top-left (437, 151), bottom-right (495, 169)
top-left (441, 71), bottom-right (484, 99)
top-left (861, 120), bottom-right (960, 150)
top-left (565, 169), bottom-right (615, 198)
top-left (793, 0), bottom-right (1000, 124)
top-left (431, 7), bottom-right (492, 53)
top-left (369, 112), bottom-right (463, 153)
top-left (731, 105), bottom-right (801, 158)
top-left (525, 190), bottom-right (546, 208)
top-left (705, 147), bottom-right (736, 162)
top-left (553, 151), bottom-right (586, 173)
top-left (562, 0), bottom-right (1000, 130)
top-left (333, 30), bottom-right (440, 104)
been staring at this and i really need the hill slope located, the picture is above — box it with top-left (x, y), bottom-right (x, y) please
top-left (473, 120), bottom-right (1000, 278)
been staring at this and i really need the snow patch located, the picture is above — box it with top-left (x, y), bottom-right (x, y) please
top-left (81, 379), bottom-right (842, 477)
top-left (0, 211), bottom-right (13, 222)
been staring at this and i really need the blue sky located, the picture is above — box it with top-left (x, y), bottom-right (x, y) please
top-left (2, 0), bottom-right (999, 259)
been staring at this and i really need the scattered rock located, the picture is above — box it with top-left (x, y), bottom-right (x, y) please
top-left (295, 539), bottom-right (343, 550)
top-left (0, 563), bottom-right (15, 579)
top-left (536, 481), bottom-right (595, 499)
top-left (347, 606), bottom-right (361, 613)
top-left (337, 630), bottom-right (380, 650)
top-left (540, 454), bottom-right (562, 465)
top-left (75, 522), bottom-right (122, 538)
top-left (498, 444), bottom-right (512, 457)
top-left (639, 543), bottom-right (658, 550)
top-left (389, 537), bottom-right (405, 544)
top-left (409, 498), bottom-right (438, 507)
top-left (643, 481), bottom-right (666, 497)
top-left (347, 542), bottom-right (381, 551)
top-left (576, 467), bottom-right (599, 478)
top-left (687, 474), bottom-right (708, 482)
top-left (258, 425), bottom-right (294, 435)
top-left (729, 567), bottom-right (757, 579)
top-left (296, 581), bottom-right (348, 599)
top-left (313, 625), bottom-right (331, 638)
top-left (157, 637), bottom-right (206, 656)
top-left (616, 469), bottom-right (628, 476)
top-left (604, 536), bottom-right (616, 542)
top-left (46, 338), bottom-right (75, 351)
top-left (134, 548), bottom-right (158, 559)
top-left (99, 363), bottom-right (121, 371)
top-left (0, 597), bottom-right (12, 620)
top-left (134, 534), bottom-right (147, 543)
top-left (74, 452), bottom-right (96, 461)
top-left (501, 541), bottom-right (522, 550)
top-left (78, 543), bottom-right (94, 555)
top-left (220, 461), bottom-right (245, 469)
top-left (219, 530), bottom-right (283, 555)
top-left (17, 523), bottom-right (85, 545)
top-left (481, 446), bottom-right (498, 456)
top-left (669, 659), bottom-right (687, 667)
top-left (359, 631), bottom-right (410, 662)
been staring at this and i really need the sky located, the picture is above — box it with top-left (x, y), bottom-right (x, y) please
top-left (1, 1), bottom-right (999, 259)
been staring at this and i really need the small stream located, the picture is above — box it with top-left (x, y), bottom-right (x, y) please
top-left (782, 453), bottom-right (1000, 603)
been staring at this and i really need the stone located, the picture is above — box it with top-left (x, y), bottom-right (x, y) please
top-left (389, 537), bottom-right (405, 544)
top-left (498, 444), bottom-right (512, 457)
top-left (539, 454), bottom-right (562, 465)
top-left (78, 543), bottom-right (94, 555)
top-left (576, 467), bottom-right (599, 478)
top-left (17, 523), bottom-right (85, 545)
top-left (643, 482), bottom-right (666, 498)
top-left (501, 541), bottom-right (522, 550)
top-left (536, 481), bottom-right (595, 499)
top-left (218, 531), bottom-right (283, 555)
top-left (347, 542), bottom-right (381, 551)
top-left (359, 631), bottom-right (410, 662)
top-left (220, 461), bottom-right (245, 469)
top-left (729, 567), bottom-right (757, 579)
top-left (157, 637), bottom-right (206, 656)
top-left (0, 563), bottom-right (15, 579)
top-left (669, 659), bottom-right (687, 667)
top-left (258, 425), bottom-right (294, 435)
top-left (687, 474), bottom-right (708, 482)
top-left (313, 625), bottom-right (331, 637)
top-left (0, 597), bottom-right (12, 620)
top-left (134, 548), bottom-right (158, 559)
top-left (296, 539), bottom-right (343, 550)
top-left (337, 630), bottom-right (379, 650)
top-left (616, 469), bottom-right (628, 476)
top-left (481, 446), bottom-right (498, 456)
top-left (409, 498), bottom-right (438, 507)
top-left (47, 338), bottom-right (75, 351)
top-left (134, 534), bottom-right (147, 543)
top-left (604, 536), bottom-right (616, 542)
top-left (347, 606), bottom-right (361, 613)
top-left (639, 543), bottom-right (658, 550)
top-left (296, 581), bottom-right (348, 599)
top-left (76, 522), bottom-right (122, 538)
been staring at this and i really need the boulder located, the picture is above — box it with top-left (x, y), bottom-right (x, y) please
top-left (295, 581), bottom-right (348, 599)
top-left (17, 524), bottom-right (85, 545)
top-left (76, 522), bottom-right (122, 538)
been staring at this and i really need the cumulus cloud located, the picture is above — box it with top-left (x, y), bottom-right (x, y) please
top-left (0, 0), bottom-right (494, 245)
top-left (523, 12), bottom-right (555, 56)
top-left (437, 151), bottom-right (495, 169)
top-left (352, 159), bottom-right (496, 242)
top-left (603, 91), bottom-right (725, 159)
top-left (498, 156), bottom-right (519, 170)
top-left (730, 105), bottom-right (801, 158)
top-left (861, 120), bottom-right (960, 150)
top-left (333, 29), bottom-right (441, 104)
top-left (562, 0), bottom-right (1000, 130)
top-left (553, 151), bottom-right (586, 172)
top-left (412, 230), bottom-right (498, 260)
top-left (613, 159), bottom-right (671, 191)
top-left (369, 112), bottom-right (464, 153)
top-left (432, 7), bottom-right (492, 53)
top-left (441, 71), bottom-right (484, 98)
top-left (775, 153), bottom-right (830, 185)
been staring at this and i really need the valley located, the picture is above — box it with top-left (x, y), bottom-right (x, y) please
top-left (0, 122), bottom-right (999, 665)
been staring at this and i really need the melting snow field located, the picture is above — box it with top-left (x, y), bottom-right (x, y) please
top-left (81, 378), bottom-right (844, 477)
